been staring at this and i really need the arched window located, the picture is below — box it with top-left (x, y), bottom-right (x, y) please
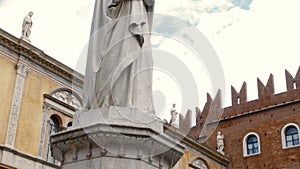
top-left (281, 123), bottom-right (300, 149)
top-left (49, 116), bottom-right (60, 134)
top-left (47, 115), bottom-right (61, 163)
top-left (243, 132), bottom-right (260, 157)
top-left (189, 158), bottom-right (209, 169)
top-left (247, 135), bottom-right (258, 155)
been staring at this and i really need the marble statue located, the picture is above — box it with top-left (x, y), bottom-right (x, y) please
top-left (21, 11), bottom-right (33, 40)
top-left (83, 0), bottom-right (155, 112)
top-left (217, 131), bottom-right (224, 155)
top-left (170, 104), bottom-right (178, 124)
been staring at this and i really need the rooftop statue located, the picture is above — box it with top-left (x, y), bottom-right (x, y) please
top-left (21, 11), bottom-right (33, 41)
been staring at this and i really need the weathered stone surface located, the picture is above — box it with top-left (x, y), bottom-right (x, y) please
top-left (73, 106), bottom-right (163, 133)
top-left (0, 146), bottom-right (57, 169)
top-left (51, 108), bottom-right (184, 169)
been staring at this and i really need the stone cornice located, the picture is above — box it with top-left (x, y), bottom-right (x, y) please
top-left (0, 28), bottom-right (84, 87)
top-left (0, 145), bottom-right (59, 169)
top-left (51, 122), bottom-right (185, 168)
top-left (163, 124), bottom-right (230, 166)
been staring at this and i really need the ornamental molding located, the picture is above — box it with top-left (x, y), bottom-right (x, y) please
top-left (45, 88), bottom-right (83, 112)
top-left (0, 28), bottom-right (83, 87)
top-left (189, 158), bottom-right (209, 169)
top-left (50, 122), bottom-right (184, 168)
top-left (37, 104), bottom-right (52, 158)
top-left (51, 91), bottom-right (82, 110)
top-left (5, 62), bottom-right (28, 147)
top-left (0, 145), bottom-right (59, 169)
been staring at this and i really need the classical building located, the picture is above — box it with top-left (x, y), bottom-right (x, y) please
top-left (0, 28), bottom-right (228, 169)
top-left (185, 70), bottom-right (300, 168)
top-left (0, 28), bottom-right (83, 169)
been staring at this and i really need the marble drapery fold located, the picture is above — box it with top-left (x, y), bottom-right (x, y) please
top-left (83, 0), bottom-right (155, 113)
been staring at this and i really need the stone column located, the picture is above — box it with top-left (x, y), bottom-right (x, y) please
top-left (51, 107), bottom-right (184, 169)
top-left (5, 62), bottom-right (28, 148)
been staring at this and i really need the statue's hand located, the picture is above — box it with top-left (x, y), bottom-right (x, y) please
top-left (144, 0), bottom-right (154, 6)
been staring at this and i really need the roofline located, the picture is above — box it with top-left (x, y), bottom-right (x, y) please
top-left (0, 28), bottom-right (84, 87)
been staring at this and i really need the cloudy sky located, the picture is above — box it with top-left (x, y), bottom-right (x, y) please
top-left (0, 0), bottom-right (300, 120)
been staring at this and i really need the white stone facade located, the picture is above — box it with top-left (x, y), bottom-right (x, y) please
top-left (0, 146), bottom-right (58, 169)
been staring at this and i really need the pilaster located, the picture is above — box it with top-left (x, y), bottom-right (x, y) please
top-left (5, 62), bottom-right (29, 148)
top-left (38, 104), bottom-right (52, 158)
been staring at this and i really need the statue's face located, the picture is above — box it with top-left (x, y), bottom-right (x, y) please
top-left (29, 12), bottom-right (33, 17)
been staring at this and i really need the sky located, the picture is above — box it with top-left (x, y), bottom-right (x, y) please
top-left (0, 0), bottom-right (300, 121)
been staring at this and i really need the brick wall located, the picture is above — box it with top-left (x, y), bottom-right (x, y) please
top-left (205, 100), bottom-right (300, 168)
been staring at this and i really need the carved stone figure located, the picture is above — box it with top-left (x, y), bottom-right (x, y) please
top-left (217, 131), bottom-right (225, 155)
top-left (83, 0), bottom-right (155, 112)
top-left (52, 91), bottom-right (82, 109)
top-left (191, 159), bottom-right (208, 169)
top-left (21, 11), bottom-right (33, 40)
top-left (170, 104), bottom-right (178, 124)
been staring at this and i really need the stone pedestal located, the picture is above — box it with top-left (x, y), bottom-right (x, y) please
top-left (50, 107), bottom-right (184, 169)
top-left (20, 36), bottom-right (31, 43)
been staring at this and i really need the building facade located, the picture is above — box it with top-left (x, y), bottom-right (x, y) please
top-left (0, 28), bottom-right (83, 169)
top-left (185, 69), bottom-right (300, 168)
top-left (0, 28), bottom-right (229, 169)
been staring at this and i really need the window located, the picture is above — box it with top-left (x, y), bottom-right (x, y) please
top-left (281, 123), bottom-right (300, 149)
top-left (247, 135), bottom-right (259, 155)
top-left (47, 115), bottom-right (61, 163)
top-left (243, 132), bottom-right (260, 156)
top-left (286, 127), bottom-right (299, 147)
top-left (49, 115), bottom-right (60, 134)
top-left (38, 88), bottom-right (82, 162)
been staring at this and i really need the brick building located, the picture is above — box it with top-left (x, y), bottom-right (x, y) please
top-left (185, 69), bottom-right (300, 168)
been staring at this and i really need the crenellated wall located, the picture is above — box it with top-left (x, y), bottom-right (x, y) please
top-left (177, 66), bottom-right (300, 168)
top-left (178, 66), bottom-right (300, 139)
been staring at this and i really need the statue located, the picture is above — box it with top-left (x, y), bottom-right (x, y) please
top-left (21, 11), bottom-right (33, 41)
top-left (83, 0), bottom-right (155, 112)
top-left (217, 131), bottom-right (224, 155)
top-left (169, 104), bottom-right (178, 125)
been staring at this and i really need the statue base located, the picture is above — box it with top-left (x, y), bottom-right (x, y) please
top-left (20, 36), bottom-right (31, 43)
top-left (51, 107), bottom-right (184, 169)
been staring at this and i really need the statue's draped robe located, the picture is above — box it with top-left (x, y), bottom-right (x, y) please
top-left (83, 0), bottom-right (154, 112)
top-left (22, 15), bottom-right (32, 37)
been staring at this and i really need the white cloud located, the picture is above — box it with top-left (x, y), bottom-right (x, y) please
top-left (155, 0), bottom-right (300, 108)
top-left (206, 0), bottom-right (300, 105)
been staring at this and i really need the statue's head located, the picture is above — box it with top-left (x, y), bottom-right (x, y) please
top-left (29, 11), bottom-right (33, 17)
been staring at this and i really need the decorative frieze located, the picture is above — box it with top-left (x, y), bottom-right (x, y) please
top-left (51, 91), bottom-right (82, 109)
top-left (5, 62), bottom-right (29, 147)
top-left (0, 30), bottom-right (84, 87)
